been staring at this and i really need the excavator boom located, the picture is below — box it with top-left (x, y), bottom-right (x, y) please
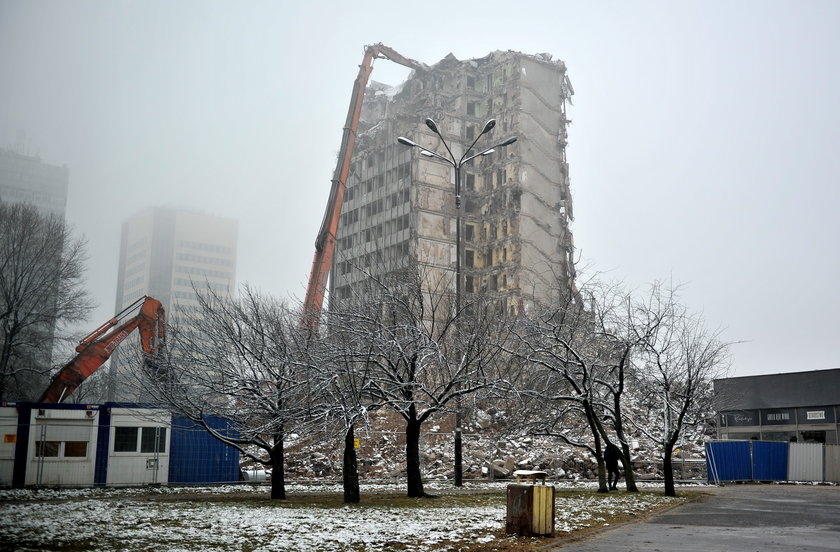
top-left (302, 44), bottom-right (423, 328)
top-left (37, 296), bottom-right (165, 403)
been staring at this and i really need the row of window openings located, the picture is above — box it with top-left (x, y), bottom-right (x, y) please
top-left (463, 168), bottom-right (508, 193)
top-left (126, 249), bottom-right (146, 266)
top-left (346, 162), bottom-right (411, 200)
top-left (337, 241), bottom-right (412, 276)
top-left (123, 275), bottom-right (144, 291)
top-left (465, 273), bottom-right (510, 293)
top-left (173, 278), bottom-right (231, 294)
top-left (127, 237), bottom-right (148, 252)
top-left (465, 220), bottom-right (510, 242)
top-left (342, 189), bottom-right (410, 225)
top-left (355, 148), bottom-right (413, 176)
top-left (465, 246), bottom-right (510, 268)
top-left (338, 215), bottom-right (410, 250)
top-left (176, 265), bottom-right (234, 281)
top-left (175, 252), bottom-right (234, 267)
top-left (34, 427), bottom-right (167, 458)
top-left (466, 71), bottom-right (511, 92)
top-left (176, 240), bottom-right (235, 256)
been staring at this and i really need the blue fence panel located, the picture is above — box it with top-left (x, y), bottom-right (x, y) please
top-left (752, 440), bottom-right (788, 481)
top-left (706, 441), bottom-right (751, 482)
top-left (169, 416), bottom-right (240, 484)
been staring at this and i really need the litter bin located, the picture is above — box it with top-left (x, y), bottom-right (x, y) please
top-left (505, 470), bottom-right (555, 537)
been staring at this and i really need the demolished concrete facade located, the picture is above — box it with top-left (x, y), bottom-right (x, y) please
top-left (332, 50), bottom-right (576, 314)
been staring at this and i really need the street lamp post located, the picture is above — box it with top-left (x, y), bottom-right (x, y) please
top-left (398, 118), bottom-right (516, 486)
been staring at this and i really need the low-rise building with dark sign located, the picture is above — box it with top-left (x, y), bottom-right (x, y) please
top-left (714, 368), bottom-right (840, 444)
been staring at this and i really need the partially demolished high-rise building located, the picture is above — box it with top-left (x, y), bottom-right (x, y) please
top-left (331, 50), bottom-right (576, 314)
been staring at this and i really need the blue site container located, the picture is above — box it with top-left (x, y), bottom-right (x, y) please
top-left (168, 416), bottom-right (240, 484)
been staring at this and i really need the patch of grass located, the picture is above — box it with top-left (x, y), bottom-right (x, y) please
top-left (142, 488), bottom-right (506, 509)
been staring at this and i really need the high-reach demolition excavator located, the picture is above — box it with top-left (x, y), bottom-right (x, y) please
top-left (301, 43), bottom-right (423, 329)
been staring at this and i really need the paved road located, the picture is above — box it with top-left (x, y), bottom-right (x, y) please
top-left (555, 484), bottom-right (840, 552)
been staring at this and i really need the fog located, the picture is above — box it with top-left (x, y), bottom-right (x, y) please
top-left (2, 0), bottom-right (838, 377)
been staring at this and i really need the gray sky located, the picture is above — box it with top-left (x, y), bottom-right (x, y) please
top-left (2, 0), bottom-right (838, 377)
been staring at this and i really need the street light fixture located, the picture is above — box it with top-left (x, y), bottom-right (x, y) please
top-left (398, 117), bottom-right (516, 487)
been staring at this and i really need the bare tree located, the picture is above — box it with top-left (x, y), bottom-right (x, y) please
top-left (633, 282), bottom-right (731, 496)
top-left (307, 308), bottom-right (380, 504)
top-left (585, 281), bottom-right (656, 493)
top-left (328, 262), bottom-right (510, 497)
top-left (0, 202), bottom-right (94, 401)
top-left (508, 284), bottom-right (615, 493)
top-left (145, 285), bottom-right (318, 500)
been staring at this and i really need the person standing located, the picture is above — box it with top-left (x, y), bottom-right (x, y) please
top-left (604, 443), bottom-right (621, 490)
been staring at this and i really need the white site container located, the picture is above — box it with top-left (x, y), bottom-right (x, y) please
top-left (0, 406), bottom-right (18, 486)
top-left (106, 407), bottom-right (171, 486)
top-left (26, 407), bottom-right (99, 487)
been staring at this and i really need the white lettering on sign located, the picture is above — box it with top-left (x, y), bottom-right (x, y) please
top-left (766, 412), bottom-right (789, 421)
top-left (807, 411), bottom-right (826, 420)
top-left (104, 330), bottom-right (130, 354)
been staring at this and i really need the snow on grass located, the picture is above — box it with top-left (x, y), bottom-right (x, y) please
top-left (0, 483), bottom-right (686, 551)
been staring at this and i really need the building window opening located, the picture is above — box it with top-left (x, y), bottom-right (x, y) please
top-left (801, 431), bottom-right (826, 444)
top-left (465, 224), bottom-right (475, 242)
top-left (465, 250), bottom-right (475, 268)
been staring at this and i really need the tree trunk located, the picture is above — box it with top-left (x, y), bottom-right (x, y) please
top-left (343, 424), bottom-right (360, 504)
top-left (595, 454), bottom-right (608, 493)
top-left (663, 449), bottom-right (676, 497)
top-left (270, 429), bottom-right (286, 500)
top-left (620, 442), bottom-right (639, 492)
top-left (585, 402), bottom-right (609, 493)
top-left (405, 408), bottom-right (425, 498)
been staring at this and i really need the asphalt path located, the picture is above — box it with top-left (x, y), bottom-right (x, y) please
top-left (554, 484), bottom-right (840, 552)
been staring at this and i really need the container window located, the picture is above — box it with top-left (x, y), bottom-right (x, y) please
top-left (141, 428), bottom-right (167, 453)
top-left (114, 427), bottom-right (138, 452)
top-left (35, 441), bottom-right (59, 457)
top-left (64, 441), bottom-right (88, 457)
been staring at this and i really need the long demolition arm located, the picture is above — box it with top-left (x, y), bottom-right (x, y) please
top-left (301, 44), bottom-right (423, 327)
top-left (38, 296), bottom-right (165, 403)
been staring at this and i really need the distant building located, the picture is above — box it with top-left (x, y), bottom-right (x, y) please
top-left (714, 368), bottom-right (840, 444)
top-left (108, 207), bottom-right (238, 401)
top-left (0, 148), bottom-right (68, 218)
top-left (0, 148), bottom-right (69, 400)
top-left (331, 50), bottom-right (576, 314)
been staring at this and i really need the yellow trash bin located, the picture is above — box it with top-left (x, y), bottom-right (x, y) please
top-left (505, 470), bottom-right (555, 537)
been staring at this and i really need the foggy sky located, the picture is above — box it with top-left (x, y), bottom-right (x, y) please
top-left (1, 0), bottom-right (838, 377)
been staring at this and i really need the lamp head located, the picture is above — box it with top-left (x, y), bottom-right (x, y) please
top-left (498, 137), bottom-right (517, 147)
top-left (397, 137), bottom-right (420, 148)
top-left (481, 119), bottom-right (496, 134)
top-left (425, 118), bottom-right (440, 134)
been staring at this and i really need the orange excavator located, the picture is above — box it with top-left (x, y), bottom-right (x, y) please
top-left (38, 296), bottom-right (165, 403)
top-left (301, 43), bottom-right (423, 329)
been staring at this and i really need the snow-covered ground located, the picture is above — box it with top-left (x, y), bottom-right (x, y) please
top-left (0, 482), bottom-right (688, 551)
